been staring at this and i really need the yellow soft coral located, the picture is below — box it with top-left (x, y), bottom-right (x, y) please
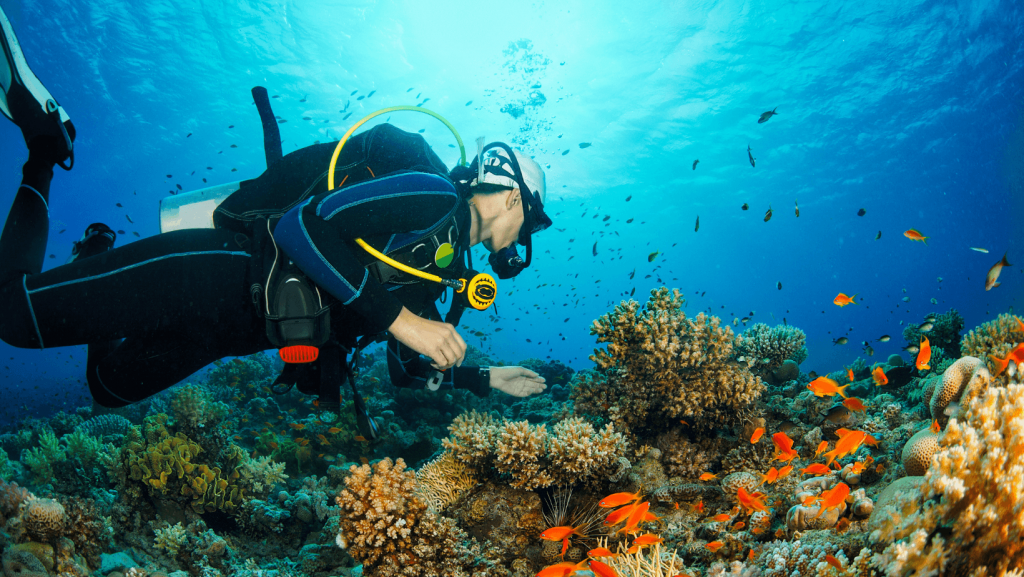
top-left (872, 382), bottom-right (1024, 575)
top-left (576, 288), bottom-right (765, 436)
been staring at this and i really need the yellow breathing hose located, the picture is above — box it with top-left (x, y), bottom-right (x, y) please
top-left (329, 106), bottom-right (469, 292)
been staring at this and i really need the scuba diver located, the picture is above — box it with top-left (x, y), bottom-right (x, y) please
top-left (0, 7), bottom-right (548, 438)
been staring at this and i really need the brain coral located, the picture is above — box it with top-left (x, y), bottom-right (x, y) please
top-left (872, 383), bottom-right (1024, 575)
top-left (575, 288), bottom-right (765, 436)
top-left (22, 498), bottom-right (65, 542)
top-left (928, 356), bottom-right (991, 424)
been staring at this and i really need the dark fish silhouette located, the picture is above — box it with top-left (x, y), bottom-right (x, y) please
top-left (857, 208), bottom-right (867, 216)
top-left (694, 216), bottom-right (699, 232)
top-left (579, 142), bottom-right (592, 149)
top-left (758, 107), bottom-right (778, 123)
top-left (692, 159), bottom-right (699, 170)
top-left (777, 281), bottom-right (782, 290)
top-left (875, 231), bottom-right (882, 240)
top-left (747, 145), bottom-right (756, 167)
top-left (625, 195), bottom-right (632, 202)
top-left (833, 337), bottom-right (849, 345)
top-left (764, 206), bottom-right (773, 222)
top-left (795, 199), bottom-right (800, 217)
top-left (742, 203), bottom-right (749, 211)
top-left (592, 241), bottom-right (598, 256)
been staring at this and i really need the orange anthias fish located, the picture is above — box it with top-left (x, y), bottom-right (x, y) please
top-left (842, 398), bottom-right (867, 413)
top-left (536, 560), bottom-right (588, 577)
top-left (699, 472), bottom-right (718, 481)
top-left (632, 534), bottom-right (663, 547)
top-left (586, 559), bottom-right (619, 577)
top-left (916, 337), bottom-right (932, 371)
top-left (617, 501), bottom-right (651, 534)
top-left (604, 504), bottom-right (639, 526)
top-left (736, 487), bottom-right (768, 514)
top-left (771, 432), bottom-right (800, 463)
top-left (750, 427), bottom-right (765, 444)
top-left (931, 419), bottom-right (942, 433)
top-left (757, 467), bottom-right (779, 487)
top-left (801, 463), bottom-right (831, 476)
top-left (693, 499), bottom-right (705, 514)
top-left (811, 482), bottom-right (851, 519)
top-left (824, 430), bottom-right (867, 466)
top-left (904, 229), bottom-right (929, 244)
top-left (708, 513), bottom-right (732, 523)
top-left (989, 343), bottom-right (1024, 375)
top-left (833, 293), bottom-right (859, 307)
top-left (731, 521), bottom-right (746, 531)
top-left (539, 525), bottom-right (584, 542)
top-left (815, 440), bottom-right (829, 457)
top-left (599, 491), bottom-right (643, 508)
top-left (327, 427), bottom-right (344, 434)
top-left (706, 541), bottom-right (725, 553)
top-left (777, 464), bottom-right (794, 479)
top-left (846, 368), bottom-right (855, 382)
top-left (872, 366), bottom-right (888, 386)
top-left (848, 460), bottom-right (869, 476)
top-left (825, 554), bottom-right (843, 570)
top-left (807, 376), bottom-right (850, 399)
top-left (587, 547), bottom-right (616, 558)
top-left (985, 253), bottom-right (1011, 291)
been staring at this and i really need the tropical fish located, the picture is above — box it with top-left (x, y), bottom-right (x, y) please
top-left (863, 344), bottom-right (875, 357)
top-left (588, 547), bottom-right (616, 558)
top-left (872, 366), bottom-right (888, 386)
top-left (707, 513), bottom-right (731, 523)
top-left (814, 440), bottom-right (829, 457)
top-left (616, 501), bottom-right (650, 534)
top-left (807, 376), bottom-right (850, 399)
top-left (777, 281), bottom-right (782, 290)
top-left (833, 337), bottom-right (849, 345)
top-left (916, 337), bottom-right (931, 371)
top-left (603, 504), bottom-right (639, 526)
top-left (599, 491), bottom-right (643, 508)
top-left (875, 230), bottom-right (881, 240)
top-left (695, 216), bottom-right (700, 232)
top-left (904, 229), bottom-right (929, 244)
top-left (586, 559), bottom-right (618, 577)
top-left (778, 464), bottom-right (794, 479)
top-left (985, 253), bottom-right (1011, 291)
top-left (843, 398), bottom-right (867, 413)
top-left (763, 206), bottom-right (772, 222)
top-left (706, 541), bottom-right (725, 552)
top-left (742, 203), bottom-right (749, 210)
top-left (756, 466), bottom-right (779, 486)
top-left (825, 554), bottom-right (843, 570)
top-left (801, 463), bottom-right (831, 475)
top-left (903, 344), bottom-right (920, 354)
top-left (699, 472), bottom-right (718, 481)
top-left (692, 159), bottom-right (699, 170)
top-left (632, 534), bottom-right (663, 547)
top-left (327, 427), bottom-right (343, 434)
top-left (750, 427), bottom-right (765, 444)
top-left (824, 431), bottom-right (867, 466)
top-left (748, 145), bottom-right (756, 167)
top-left (971, 247), bottom-right (989, 253)
top-left (288, 423), bottom-right (305, 430)
top-left (758, 107), bottom-right (778, 123)
top-left (878, 335), bottom-right (891, 342)
top-left (647, 251), bottom-right (659, 262)
top-left (833, 293), bottom-right (858, 306)
top-left (536, 560), bottom-right (587, 577)
top-left (794, 199), bottom-right (800, 217)
top-left (539, 525), bottom-right (584, 542)
top-left (736, 487), bottom-right (769, 514)
top-left (846, 368), bottom-right (855, 382)
top-left (989, 343), bottom-right (1024, 375)
top-left (919, 322), bottom-right (934, 333)
top-left (811, 483), bottom-right (851, 519)
top-left (856, 208), bottom-right (866, 216)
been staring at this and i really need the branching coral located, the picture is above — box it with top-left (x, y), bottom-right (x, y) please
top-left (415, 451), bottom-right (479, 512)
top-left (961, 313), bottom-right (1024, 381)
top-left (575, 288), bottom-right (765, 436)
top-left (442, 411), bottom-right (628, 490)
top-left (736, 322), bottom-right (808, 377)
top-left (870, 383), bottom-right (1024, 575)
top-left (335, 458), bottom-right (500, 576)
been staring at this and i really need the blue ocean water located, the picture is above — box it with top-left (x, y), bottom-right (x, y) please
top-left (0, 0), bottom-right (1021, 424)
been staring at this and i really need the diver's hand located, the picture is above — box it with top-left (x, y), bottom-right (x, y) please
top-left (388, 307), bottom-right (466, 371)
top-left (489, 366), bottom-right (547, 397)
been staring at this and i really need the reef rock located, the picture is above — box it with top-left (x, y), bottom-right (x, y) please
top-left (929, 356), bottom-right (991, 424)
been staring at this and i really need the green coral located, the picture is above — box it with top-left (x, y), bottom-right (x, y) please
top-left (122, 414), bottom-right (246, 514)
top-left (903, 309), bottom-right (965, 357)
top-left (169, 383), bottom-right (229, 431)
top-left (21, 429), bottom-right (62, 482)
top-left (0, 448), bottom-right (12, 481)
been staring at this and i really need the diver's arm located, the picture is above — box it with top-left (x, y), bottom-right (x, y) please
top-left (386, 334), bottom-right (490, 397)
top-left (273, 172), bottom-right (460, 334)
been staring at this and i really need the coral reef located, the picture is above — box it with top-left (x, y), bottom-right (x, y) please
top-left (961, 313), bottom-right (1024, 380)
top-left (927, 355), bottom-right (991, 425)
top-left (900, 426), bottom-right (940, 477)
top-left (334, 458), bottom-right (503, 576)
top-left (575, 288), bottom-right (765, 436)
top-left (442, 411), bottom-right (628, 490)
top-left (870, 383), bottom-right (1024, 575)
top-left (902, 309), bottom-right (965, 357)
top-left (415, 451), bottom-right (479, 512)
top-left (736, 322), bottom-right (808, 379)
top-left (74, 414), bottom-right (133, 438)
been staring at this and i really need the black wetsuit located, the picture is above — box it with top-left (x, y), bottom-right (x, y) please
top-left (0, 134), bottom-right (490, 407)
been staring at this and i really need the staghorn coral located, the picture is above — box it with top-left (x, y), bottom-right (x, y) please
top-left (153, 522), bottom-right (188, 555)
top-left (928, 355), bottom-right (991, 424)
top-left (334, 458), bottom-right (502, 576)
top-left (442, 412), bottom-right (629, 491)
top-left (576, 288), bottom-right (765, 437)
top-left (870, 383), bottom-right (1024, 575)
top-left (415, 451), bottom-right (479, 512)
top-left (736, 322), bottom-right (808, 378)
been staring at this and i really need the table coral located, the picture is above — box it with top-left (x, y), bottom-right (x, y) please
top-left (576, 288), bottom-right (765, 436)
top-left (871, 383), bottom-right (1024, 575)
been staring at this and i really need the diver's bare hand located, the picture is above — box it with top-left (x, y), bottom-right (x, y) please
top-left (489, 366), bottom-right (546, 397)
top-left (388, 307), bottom-right (466, 370)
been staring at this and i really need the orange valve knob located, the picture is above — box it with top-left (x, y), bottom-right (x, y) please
top-left (280, 345), bottom-right (319, 364)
